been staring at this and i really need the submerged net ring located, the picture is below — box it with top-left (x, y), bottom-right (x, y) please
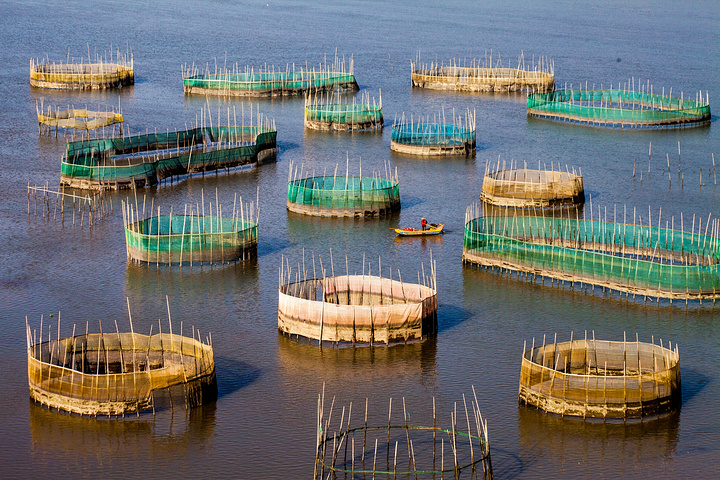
top-left (278, 272), bottom-right (437, 345)
top-left (528, 88), bottom-right (711, 129)
top-left (391, 114), bottom-right (476, 156)
top-left (26, 322), bottom-right (216, 416)
top-left (462, 204), bottom-right (720, 302)
top-left (519, 335), bottom-right (680, 418)
top-left (61, 121), bottom-right (277, 190)
top-left (480, 166), bottom-right (584, 208)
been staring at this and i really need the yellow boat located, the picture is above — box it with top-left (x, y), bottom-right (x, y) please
top-left (393, 223), bottom-right (444, 236)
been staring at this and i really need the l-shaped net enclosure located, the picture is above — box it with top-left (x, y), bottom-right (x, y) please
top-left (287, 160), bottom-right (400, 217)
top-left (60, 108), bottom-right (276, 190)
top-left (463, 203), bottom-right (720, 302)
top-left (391, 110), bottom-right (476, 156)
top-left (304, 90), bottom-right (383, 131)
top-left (519, 333), bottom-right (680, 418)
top-left (411, 53), bottom-right (554, 93)
top-left (30, 48), bottom-right (134, 90)
top-left (278, 255), bottom-right (437, 345)
top-left (527, 84), bottom-right (710, 128)
top-left (315, 387), bottom-right (492, 479)
top-left (183, 54), bottom-right (358, 97)
top-left (122, 192), bottom-right (258, 266)
top-left (26, 313), bottom-right (216, 416)
top-left (480, 159), bottom-right (584, 208)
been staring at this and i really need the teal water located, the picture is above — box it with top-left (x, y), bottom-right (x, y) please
top-left (1, 0), bottom-right (719, 478)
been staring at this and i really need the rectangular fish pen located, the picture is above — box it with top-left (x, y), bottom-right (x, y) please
top-left (60, 105), bottom-right (277, 190)
top-left (463, 203), bottom-right (720, 303)
top-left (183, 54), bottom-right (358, 97)
top-left (412, 52), bottom-right (554, 93)
top-left (304, 90), bottom-right (383, 131)
top-left (30, 47), bottom-right (134, 90)
top-left (527, 79), bottom-right (711, 129)
top-left (122, 191), bottom-right (258, 266)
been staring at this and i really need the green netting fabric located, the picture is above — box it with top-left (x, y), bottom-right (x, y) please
top-left (287, 176), bottom-right (400, 211)
top-left (183, 71), bottom-right (358, 95)
top-left (391, 123), bottom-right (475, 146)
top-left (305, 103), bottom-right (382, 125)
top-left (528, 89), bottom-right (711, 127)
top-left (463, 215), bottom-right (720, 299)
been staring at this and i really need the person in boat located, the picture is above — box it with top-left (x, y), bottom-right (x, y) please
top-left (421, 217), bottom-right (427, 231)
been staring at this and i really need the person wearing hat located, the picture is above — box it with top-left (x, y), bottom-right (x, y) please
top-left (421, 217), bottom-right (427, 231)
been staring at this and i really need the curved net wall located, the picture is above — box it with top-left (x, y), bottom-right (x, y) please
top-left (26, 320), bottom-right (216, 416)
top-left (462, 204), bottom-right (720, 301)
top-left (528, 88), bottom-right (711, 128)
top-left (391, 117), bottom-right (476, 156)
top-left (183, 56), bottom-right (357, 97)
top-left (123, 195), bottom-right (258, 266)
top-left (519, 334), bottom-right (680, 418)
top-left (61, 121), bottom-right (277, 190)
top-left (278, 259), bottom-right (437, 345)
top-left (315, 388), bottom-right (492, 479)
top-left (481, 164), bottom-right (584, 208)
top-left (304, 91), bottom-right (383, 131)
top-left (287, 162), bottom-right (400, 217)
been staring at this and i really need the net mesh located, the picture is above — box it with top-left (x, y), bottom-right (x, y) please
top-left (391, 123), bottom-right (475, 147)
top-left (519, 338), bottom-right (680, 418)
top-left (287, 175), bottom-right (400, 217)
top-left (528, 88), bottom-right (711, 127)
top-left (463, 212), bottom-right (720, 299)
top-left (184, 71), bottom-right (358, 96)
top-left (412, 65), bottom-right (554, 93)
top-left (37, 108), bottom-right (124, 131)
top-left (305, 103), bottom-right (383, 129)
top-left (30, 61), bottom-right (134, 90)
top-left (481, 168), bottom-right (584, 207)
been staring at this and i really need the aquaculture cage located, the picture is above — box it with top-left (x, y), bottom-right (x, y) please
top-left (412, 53), bottom-right (554, 93)
top-left (519, 333), bottom-right (680, 418)
top-left (182, 54), bottom-right (358, 97)
top-left (278, 254), bottom-right (437, 345)
top-left (314, 387), bottom-right (493, 479)
top-left (286, 159), bottom-right (400, 217)
top-left (25, 312), bottom-right (216, 416)
top-left (462, 203), bottom-right (720, 303)
top-left (60, 106), bottom-right (277, 190)
top-left (527, 82), bottom-right (711, 128)
top-left (304, 90), bottom-right (383, 131)
top-left (391, 110), bottom-right (476, 156)
top-left (37, 102), bottom-right (124, 136)
top-left (30, 48), bottom-right (134, 90)
top-left (480, 159), bottom-right (584, 208)
top-left (122, 192), bottom-right (258, 266)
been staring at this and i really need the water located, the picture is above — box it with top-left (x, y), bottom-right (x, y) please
top-left (1, 0), bottom-right (719, 477)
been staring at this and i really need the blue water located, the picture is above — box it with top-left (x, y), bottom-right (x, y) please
top-left (1, 0), bottom-right (719, 478)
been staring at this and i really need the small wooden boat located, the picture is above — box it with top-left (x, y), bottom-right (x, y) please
top-left (393, 223), bottom-right (444, 236)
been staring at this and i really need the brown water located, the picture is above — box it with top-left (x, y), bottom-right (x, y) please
top-left (1, 0), bottom-right (719, 478)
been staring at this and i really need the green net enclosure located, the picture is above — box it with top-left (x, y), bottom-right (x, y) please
top-left (122, 192), bottom-right (258, 266)
top-left (519, 333), bottom-right (680, 418)
top-left (314, 387), bottom-right (492, 479)
top-left (30, 48), bottom-right (134, 90)
top-left (411, 52), bottom-right (554, 93)
top-left (25, 311), bottom-right (216, 416)
top-left (527, 81), bottom-right (711, 128)
top-left (60, 106), bottom-right (277, 190)
top-left (278, 255), bottom-right (437, 345)
top-left (391, 110), bottom-right (476, 156)
top-left (304, 90), bottom-right (383, 131)
top-left (287, 159), bottom-right (400, 217)
top-left (463, 203), bottom-right (720, 302)
top-left (480, 158), bottom-right (584, 208)
top-left (183, 54), bottom-right (358, 97)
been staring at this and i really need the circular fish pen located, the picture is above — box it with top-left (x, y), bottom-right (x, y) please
top-left (519, 333), bottom-right (681, 418)
top-left (30, 49), bottom-right (134, 90)
top-left (462, 203), bottom-right (720, 303)
top-left (25, 314), bottom-right (216, 416)
top-left (278, 256), bottom-right (437, 345)
top-left (122, 193), bottom-right (258, 266)
top-left (527, 84), bottom-right (711, 129)
top-left (480, 160), bottom-right (584, 208)
top-left (183, 55), bottom-right (358, 97)
top-left (411, 54), bottom-right (554, 93)
top-left (314, 388), bottom-right (493, 479)
top-left (391, 111), bottom-right (476, 156)
top-left (304, 90), bottom-right (383, 131)
top-left (286, 160), bottom-right (400, 218)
